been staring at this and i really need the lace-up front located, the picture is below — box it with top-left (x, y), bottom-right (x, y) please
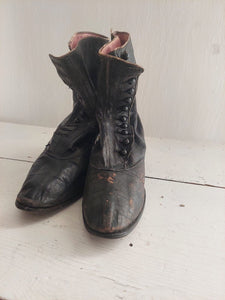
top-left (116, 77), bottom-right (137, 157)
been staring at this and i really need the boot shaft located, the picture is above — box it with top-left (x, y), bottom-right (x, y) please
top-left (91, 32), bottom-right (146, 169)
top-left (46, 32), bottom-right (109, 157)
top-left (50, 32), bottom-right (109, 115)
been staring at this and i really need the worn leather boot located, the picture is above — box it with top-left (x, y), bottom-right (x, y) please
top-left (16, 32), bottom-right (108, 211)
top-left (83, 31), bottom-right (146, 238)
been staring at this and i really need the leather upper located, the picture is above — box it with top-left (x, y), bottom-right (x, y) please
top-left (90, 33), bottom-right (145, 170)
top-left (83, 32), bottom-right (146, 237)
top-left (16, 33), bottom-right (109, 209)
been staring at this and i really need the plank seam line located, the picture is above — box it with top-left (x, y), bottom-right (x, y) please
top-left (147, 176), bottom-right (225, 190)
top-left (0, 157), bottom-right (33, 163)
top-left (1, 157), bottom-right (224, 190)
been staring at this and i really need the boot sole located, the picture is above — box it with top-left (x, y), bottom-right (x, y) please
top-left (15, 193), bottom-right (82, 213)
top-left (83, 189), bottom-right (146, 239)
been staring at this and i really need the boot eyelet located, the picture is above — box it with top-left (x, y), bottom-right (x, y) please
top-left (127, 97), bottom-right (132, 104)
top-left (128, 78), bottom-right (136, 85)
top-left (120, 116), bottom-right (127, 122)
top-left (128, 88), bottom-right (135, 95)
top-left (123, 138), bottom-right (130, 144)
top-left (121, 149), bottom-right (128, 155)
top-left (122, 106), bottom-right (129, 112)
top-left (121, 123), bottom-right (128, 128)
top-left (121, 130), bottom-right (129, 135)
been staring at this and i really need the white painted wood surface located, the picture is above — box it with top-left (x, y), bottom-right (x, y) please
top-left (1, 122), bottom-right (224, 187)
top-left (0, 0), bottom-right (225, 142)
top-left (0, 161), bottom-right (225, 299)
top-left (0, 122), bottom-right (225, 299)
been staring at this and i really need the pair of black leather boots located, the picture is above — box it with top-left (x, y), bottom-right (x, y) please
top-left (16, 31), bottom-right (146, 238)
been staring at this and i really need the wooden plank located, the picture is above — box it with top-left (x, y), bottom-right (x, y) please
top-left (0, 159), bottom-right (224, 300)
top-left (0, 121), bottom-right (54, 163)
top-left (146, 137), bottom-right (225, 188)
top-left (0, 122), bottom-right (225, 187)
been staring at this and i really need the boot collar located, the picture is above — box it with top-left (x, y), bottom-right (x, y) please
top-left (49, 32), bottom-right (109, 90)
top-left (99, 31), bottom-right (144, 73)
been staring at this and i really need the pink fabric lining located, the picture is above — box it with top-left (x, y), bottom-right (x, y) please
top-left (69, 32), bottom-right (101, 50)
top-left (101, 32), bottom-right (129, 55)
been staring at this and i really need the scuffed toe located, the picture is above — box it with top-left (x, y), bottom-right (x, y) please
top-left (83, 161), bottom-right (145, 238)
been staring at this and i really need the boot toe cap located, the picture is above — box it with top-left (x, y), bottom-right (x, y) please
top-left (16, 155), bottom-right (84, 211)
top-left (16, 181), bottom-right (63, 210)
top-left (83, 163), bottom-right (145, 238)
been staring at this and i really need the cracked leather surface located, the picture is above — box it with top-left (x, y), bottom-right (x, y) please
top-left (83, 32), bottom-right (146, 237)
top-left (16, 33), bottom-right (108, 209)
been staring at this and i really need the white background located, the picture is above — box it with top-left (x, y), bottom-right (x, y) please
top-left (0, 0), bottom-right (224, 142)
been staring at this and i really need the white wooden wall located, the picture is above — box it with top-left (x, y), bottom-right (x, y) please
top-left (0, 0), bottom-right (224, 142)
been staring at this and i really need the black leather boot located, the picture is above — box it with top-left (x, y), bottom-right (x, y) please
top-left (16, 32), bottom-right (108, 211)
top-left (83, 31), bottom-right (146, 238)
